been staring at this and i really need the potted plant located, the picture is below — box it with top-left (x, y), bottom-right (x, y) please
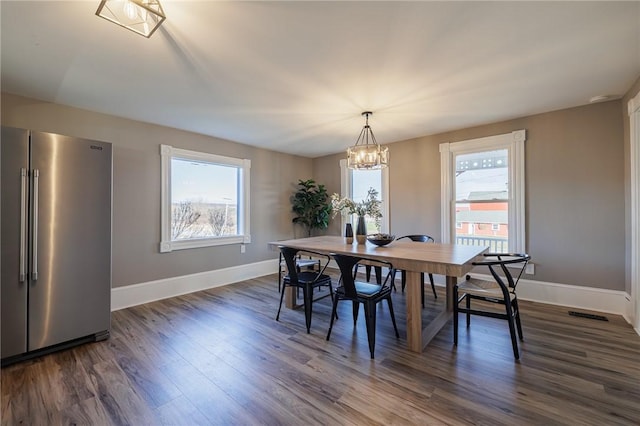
top-left (291, 179), bottom-right (332, 237)
top-left (330, 187), bottom-right (382, 243)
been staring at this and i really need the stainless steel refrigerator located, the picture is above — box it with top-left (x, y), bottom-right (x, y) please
top-left (1, 126), bottom-right (112, 365)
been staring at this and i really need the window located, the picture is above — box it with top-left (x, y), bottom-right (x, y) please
top-left (160, 145), bottom-right (251, 252)
top-left (339, 159), bottom-right (389, 233)
top-left (440, 130), bottom-right (526, 253)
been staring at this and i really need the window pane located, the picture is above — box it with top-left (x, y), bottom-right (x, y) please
top-left (454, 149), bottom-right (509, 252)
top-left (351, 169), bottom-right (382, 233)
top-left (171, 158), bottom-right (238, 240)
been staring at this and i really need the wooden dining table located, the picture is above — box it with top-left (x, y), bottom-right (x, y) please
top-left (269, 236), bottom-right (488, 353)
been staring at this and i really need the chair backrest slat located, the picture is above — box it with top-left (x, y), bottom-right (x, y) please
top-left (280, 246), bottom-right (302, 283)
top-left (333, 253), bottom-right (394, 297)
top-left (280, 246), bottom-right (331, 286)
top-left (332, 254), bottom-right (360, 298)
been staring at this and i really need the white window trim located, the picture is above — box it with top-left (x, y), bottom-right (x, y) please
top-left (339, 159), bottom-right (389, 233)
top-left (439, 129), bottom-right (526, 253)
top-left (628, 92), bottom-right (640, 331)
top-left (160, 144), bottom-right (251, 253)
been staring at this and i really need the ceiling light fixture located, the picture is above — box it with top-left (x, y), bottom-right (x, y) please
top-left (346, 111), bottom-right (389, 170)
top-left (96, 0), bottom-right (166, 38)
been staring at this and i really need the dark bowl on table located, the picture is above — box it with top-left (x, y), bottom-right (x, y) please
top-left (367, 234), bottom-right (395, 247)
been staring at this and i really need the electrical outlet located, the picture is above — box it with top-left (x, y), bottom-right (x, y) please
top-left (240, 244), bottom-right (246, 254)
top-left (525, 263), bottom-right (535, 275)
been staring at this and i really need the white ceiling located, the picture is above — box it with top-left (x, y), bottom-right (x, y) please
top-left (2, 1), bottom-right (639, 158)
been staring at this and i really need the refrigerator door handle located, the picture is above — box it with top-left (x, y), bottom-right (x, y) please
top-left (19, 168), bottom-right (27, 282)
top-left (32, 169), bottom-right (39, 281)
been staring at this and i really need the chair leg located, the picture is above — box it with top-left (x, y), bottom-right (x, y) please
top-left (428, 273), bottom-right (437, 299)
top-left (363, 301), bottom-right (377, 359)
top-left (278, 253), bottom-right (282, 292)
top-left (466, 295), bottom-right (471, 327)
top-left (505, 300), bottom-right (520, 359)
top-left (374, 266), bottom-right (382, 284)
top-left (276, 282), bottom-right (287, 321)
top-left (352, 301), bottom-right (359, 326)
top-left (453, 288), bottom-right (459, 345)
top-left (365, 265), bottom-right (372, 282)
top-left (390, 269), bottom-right (398, 291)
top-left (328, 281), bottom-right (338, 320)
top-left (303, 285), bottom-right (313, 334)
top-left (513, 298), bottom-right (524, 341)
top-left (326, 296), bottom-right (339, 340)
top-left (386, 295), bottom-right (400, 338)
top-left (401, 270), bottom-right (406, 292)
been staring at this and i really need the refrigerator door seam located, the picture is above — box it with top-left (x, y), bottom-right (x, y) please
top-left (32, 168), bottom-right (39, 281)
top-left (19, 168), bottom-right (27, 282)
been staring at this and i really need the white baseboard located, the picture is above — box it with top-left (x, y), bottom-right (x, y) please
top-left (465, 273), bottom-right (628, 318)
top-left (111, 259), bottom-right (279, 311)
top-left (623, 292), bottom-right (633, 325)
top-left (112, 261), bottom-right (632, 333)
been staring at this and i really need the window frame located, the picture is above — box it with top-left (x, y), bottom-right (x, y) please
top-left (160, 144), bottom-right (251, 253)
top-left (439, 130), bottom-right (526, 253)
top-left (339, 159), bottom-right (389, 233)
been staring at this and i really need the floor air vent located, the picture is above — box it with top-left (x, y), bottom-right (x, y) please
top-left (568, 311), bottom-right (608, 321)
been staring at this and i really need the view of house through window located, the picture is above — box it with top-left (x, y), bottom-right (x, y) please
top-left (351, 168), bottom-right (382, 233)
top-left (455, 149), bottom-right (509, 252)
top-left (440, 130), bottom-right (525, 253)
top-left (171, 158), bottom-right (239, 240)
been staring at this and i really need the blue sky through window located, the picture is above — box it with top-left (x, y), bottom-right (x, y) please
top-left (171, 158), bottom-right (238, 204)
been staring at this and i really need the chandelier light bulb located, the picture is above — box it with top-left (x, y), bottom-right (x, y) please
top-left (123, 0), bottom-right (138, 20)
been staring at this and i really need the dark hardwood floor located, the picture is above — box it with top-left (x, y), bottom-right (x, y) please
top-left (2, 272), bottom-right (639, 425)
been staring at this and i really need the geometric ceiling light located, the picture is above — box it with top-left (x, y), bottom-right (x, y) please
top-left (96, 0), bottom-right (166, 38)
top-left (346, 111), bottom-right (389, 170)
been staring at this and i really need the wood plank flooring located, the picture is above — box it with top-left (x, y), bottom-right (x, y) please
top-left (2, 272), bottom-right (640, 425)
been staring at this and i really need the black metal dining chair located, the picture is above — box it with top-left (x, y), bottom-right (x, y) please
top-left (326, 254), bottom-right (399, 359)
top-left (453, 252), bottom-right (531, 359)
top-left (277, 252), bottom-right (321, 292)
top-left (276, 246), bottom-right (333, 333)
top-left (392, 235), bottom-right (437, 307)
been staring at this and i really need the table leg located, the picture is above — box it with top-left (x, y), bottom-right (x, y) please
top-left (285, 287), bottom-right (296, 309)
top-left (445, 275), bottom-right (456, 311)
top-left (420, 275), bottom-right (458, 348)
top-left (405, 271), bottom-right (423, 352)
top-left (406, 272), bottom-right (458, 352)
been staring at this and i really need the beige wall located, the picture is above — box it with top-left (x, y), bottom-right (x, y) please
top-left (622, 75), bottom-right (640, 295)
top-left (1, 93), bottom-right (312, 288)
top-left (314, 101), bottom-right (626, 291)
top-left (3, 92), bottom-right (629, 292)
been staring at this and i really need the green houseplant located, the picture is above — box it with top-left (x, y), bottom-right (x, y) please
top-left (291, 179), bottom-right (332, 237)
top-left (330, 187), bottom-right (382, 243)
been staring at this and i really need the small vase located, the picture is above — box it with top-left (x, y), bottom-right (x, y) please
top-left (345, 223), bottom-right (354, 244)
top-left (356, 215), bottom-right (367, 244)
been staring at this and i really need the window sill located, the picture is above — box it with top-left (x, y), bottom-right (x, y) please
top-left (160, 235), bottom-right (251, 253)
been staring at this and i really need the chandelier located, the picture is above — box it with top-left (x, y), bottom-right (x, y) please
top-left (346, 111), bottom-right (389, 170)
top-left (96, 0), bottom-right (166, 38)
